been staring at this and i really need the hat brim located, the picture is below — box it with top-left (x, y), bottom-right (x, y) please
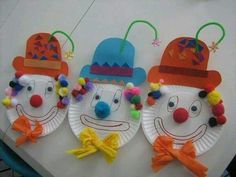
top-left (13, 56), bottom-right (69, 77)
top-left (148, 65), bottom-right (221, 88)
top-left (80, 65), bottom-right (146, 86)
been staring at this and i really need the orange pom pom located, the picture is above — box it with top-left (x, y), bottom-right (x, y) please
top-left (147, 96), bottom-right (156, 106)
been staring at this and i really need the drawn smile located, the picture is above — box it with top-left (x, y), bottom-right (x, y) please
top-left (154, 117), bottom-right (207, 145)
top-left (80, 114), bottom-right (130, 131)
top-left (16, 104), bottom-right (59, 125)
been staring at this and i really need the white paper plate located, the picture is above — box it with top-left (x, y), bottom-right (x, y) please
top-left (68, 83), bottom-right (141, 147)
top-left (6, 75), bottom-right (68, 136)
top-left (142, 85), bottom-right (222, 155)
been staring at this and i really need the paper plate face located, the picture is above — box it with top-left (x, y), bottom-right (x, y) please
top-left (68, 83), bottom-right (141, 147)
top-left (7, 75), bottom-right (68, 136)
top-left (142, 85), bottom-right (222, 155)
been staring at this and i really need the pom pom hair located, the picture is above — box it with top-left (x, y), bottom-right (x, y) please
top-left (71, 77), bottom-right (94, 102)
top-left (146, 80), bottom-right (168, 106)
top-left (2, 73), bottom-right (70, 109)
top-left (124, 82), bottom-right (143, 120)
top-left (55, 74), bottom-right (70, 109)
top-left (198, 85), bottom-right (227, 127)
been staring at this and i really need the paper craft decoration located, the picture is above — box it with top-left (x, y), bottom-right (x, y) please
top-left (67, 20), bottom-right (160, 163)
top-left (2, 31), bottom-right (74, 146)
top-left (142, 22), bottom-right (226, 177)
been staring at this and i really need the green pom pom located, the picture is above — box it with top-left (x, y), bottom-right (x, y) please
top-left (130, 95), bottom-right (141, 104)
top-left (130, 109), bottom-right (140, 120)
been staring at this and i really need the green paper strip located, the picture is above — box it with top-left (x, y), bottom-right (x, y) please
top-left (195, 22), bottom-right (225, 52)
top-left (120, 20), bottom-right (159, 54)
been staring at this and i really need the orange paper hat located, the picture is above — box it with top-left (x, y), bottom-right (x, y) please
top-left (13, 31), bottom-right (74, 77)
top-left (148, 22), bottom-right (225, 89)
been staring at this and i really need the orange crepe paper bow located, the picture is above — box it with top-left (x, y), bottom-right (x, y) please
top-left (12, 115), bottom-right (43, 146)
top-left (152, 136), bottom-right (208, 177)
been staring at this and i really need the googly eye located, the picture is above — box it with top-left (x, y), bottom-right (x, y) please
top-left (47, 86), bottom-right (53, 92)
top-left (27, 86), bottom-right (32, 91)
top-left (45, 81), bottom-right (54, 97)
top-left (91, 87), bottom-right (103, 108)
top-left (26, 80), bottom-right (35, 97)
top-left (110, 89), bottom-right (122, 112)
top-left (95, 95), bottom-right (100, 100)
top-left (167, 96), bottom-right (178, 112)
top-left (189, 100), bottom-right (202, 118)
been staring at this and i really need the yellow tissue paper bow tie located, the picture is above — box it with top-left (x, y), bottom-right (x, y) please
top-left (67, 128), bottom-right (119, 163)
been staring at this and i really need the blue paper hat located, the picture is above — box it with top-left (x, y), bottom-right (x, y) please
top-left (80, 20), bottom-right (160, 86)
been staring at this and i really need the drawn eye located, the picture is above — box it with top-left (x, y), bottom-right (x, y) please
top-left (189, 100), bottom-right (202, 118)
top-left (110, 89), bottom-right (122, 112)
top-left (26, 80), bottom-right (35, 97)
top-left (167, 96), bottom-right (178, 112)
top-left (91, 88), bottom-right (103, 108)
top-left (45, 81), bottom-right (54, 97)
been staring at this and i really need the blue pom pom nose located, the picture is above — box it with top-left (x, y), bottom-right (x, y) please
top-left (95, 101), bottom-right (110, 119)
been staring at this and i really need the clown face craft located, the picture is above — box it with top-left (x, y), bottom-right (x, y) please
top-left (2, 32), bottom-right (74, 146)
top-left (142, 24), bottom-right (227, 176)
top-left (67, 20), bottom-right (160, 163)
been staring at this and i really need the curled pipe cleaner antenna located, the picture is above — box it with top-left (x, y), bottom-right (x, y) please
top-left (49, 30), bottom-right (75, 59)
top-left (195, 22), bottom-right (225, 53)
top-left (120, 20), bottom-right (159, 54)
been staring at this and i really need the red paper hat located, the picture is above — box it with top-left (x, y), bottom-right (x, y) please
top-left (148, 37), bottom-right (221, 88)
top-left (13, 33), bottom-right (69, 77)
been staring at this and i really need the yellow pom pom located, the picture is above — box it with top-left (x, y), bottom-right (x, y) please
top-left (207, 90), bottom-right (221, 105)
top-left (58, 87), bottom-right (69, 96)
top-left (150, 82), bottom-right (161, 91)
top-left (78, 77), bottom-right (86, 86)
top-left (55, 81), bottom-right (61, 94)
top-left (2, 97), bottom-right (11, 107)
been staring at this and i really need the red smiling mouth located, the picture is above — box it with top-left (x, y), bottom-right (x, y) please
top-left (16, 104), bottom-right (58, 125)
top-left (80, 114), bottom-right (130, 131)
top-left (154, 117), bottom-right (207, 145)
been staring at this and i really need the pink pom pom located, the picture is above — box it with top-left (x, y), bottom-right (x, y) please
top-left (130, 87), bottom-right (141, 95)
top-left (73, 84), bottom-right (82, 91)
top-left (5, 87), bottom-right (12, 97)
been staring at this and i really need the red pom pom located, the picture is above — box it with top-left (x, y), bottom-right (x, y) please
top-left (217, 115), bottom-right (227, 125)
top-left (173, 108), bottom-right (189, 123)
top-left (71, 89), bottom-right (79, 97)
top-left (135, 103), bottom-right (143, 110)
top-left (15, 71), bottom-right (24, 78)
top-left (57, 101), bottom-right (65, 109)
top-left (212, 103), bottom-right (225, 116)
top-left (147, 96), bottom-right (155, 106)
top-left (85, 77), bottom-right (90, 83)
top-left (204, 84), bottom-right (215, 93)
top-left (30, 95), bottom-right (43, 108)
top-left (79, 88), bottom-right (87, 95)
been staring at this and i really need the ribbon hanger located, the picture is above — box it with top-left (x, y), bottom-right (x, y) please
top-left (195, 22), bottom-right (225, 53)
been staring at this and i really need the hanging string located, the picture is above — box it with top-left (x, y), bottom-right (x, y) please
top-left (119, 20), bottom-right (160, 54)
top-left (195, 22), bottom-right (225, 53)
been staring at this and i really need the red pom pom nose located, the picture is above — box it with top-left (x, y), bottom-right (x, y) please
top-left (173, 108), bottom-right (189, 123)
top-left (30, 95), bottom-right (43, 108)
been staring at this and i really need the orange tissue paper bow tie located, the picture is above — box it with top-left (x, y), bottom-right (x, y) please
top-left (152, 136), bottom-right (208, 177)
top-left (67, 127), bottom-right (119, 163)
top-left (12, 115), bottom-right (43, 146)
